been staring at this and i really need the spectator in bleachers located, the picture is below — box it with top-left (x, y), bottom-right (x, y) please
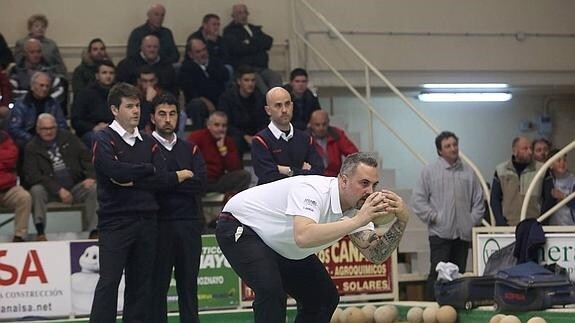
top-left (410, 131), bottom-right (485, 300)
top-left (14, 14), bottom-right (67, 76)
top-left (72, 61), bottom-right (116, 148)
top-left (187, 14), bottom-right (229, 65)
top-left (545, 149), bottom-right (575, 225)
top-left (126, 3), bottom-right (179, 65)
top-left (72, 38), bottom-right (112, 95)
top-left (223, 3), bottom-right (282, 93)
top-left (136, 65), bottom-right (163, 133)
top-left (117, 34), bottom-right (177, 96)
top-left (189, 111), bottom-right (251, 197)
top-left (283, 68), bottom-right (321, 130)
top-left (532, 138), bottom-right (552, 163)
top-left (0, 71), bottom-right (12, 125)
top-left (0, 128), bottom-right (32, 242)
top-left (491, 136), bottom-right (551, 226)
top-left (0, 33), bottom-right (15, 70)
top-left (307, 110), bottom-right (358, 177)
top-left (251, 87), bottom-right (323, 185)
top-left (23, 113), bottom-right (98, 241)
top-left (149, 93), bottom-right (206, 323)
top-left (218, 65), bottom-right (267, 157)
top-left (9, 39), bottom-right (65, 105)
top-left (8, 71), bottom-right (67, 148)
top-left (179, 38), bottom-right (228, 130)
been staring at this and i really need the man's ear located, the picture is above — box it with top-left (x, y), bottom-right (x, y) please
top-left (110, 105), bottom-right (118, 116)
top-left (264, 105), bottom-right (271, 116)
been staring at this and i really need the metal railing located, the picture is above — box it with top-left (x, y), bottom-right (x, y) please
top-left (520, 140), bottom-right (575, 223)
top-left (292, 0), bottom-right (494, 226)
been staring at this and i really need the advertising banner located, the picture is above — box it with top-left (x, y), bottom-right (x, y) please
top-left (0, 242), bottom-right (71, 320)
top-left (476, 232), bottom-right (575, 280)
top-left (167, 235), bottom-right (240, 311)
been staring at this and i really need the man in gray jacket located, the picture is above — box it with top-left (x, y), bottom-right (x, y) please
top-left (410, 131), bottom-right (484, 300)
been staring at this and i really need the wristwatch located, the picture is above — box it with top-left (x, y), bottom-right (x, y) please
top-left (287, 167), bottom-right (294, 177)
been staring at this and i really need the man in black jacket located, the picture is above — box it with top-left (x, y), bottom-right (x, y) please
top-left (23, 113), bottom-right (98, 241)
top-left (71, 61), bottom-right (116, 148)
top-left (223, 3), bottom-right (282, 93)
top-left (89, 83), bottom-right (193, 323)
top-left (149, 93), bottom-right (206, 323)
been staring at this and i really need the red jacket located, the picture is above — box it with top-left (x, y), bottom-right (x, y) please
top-left (0, 131), bottom-right (18, 190)
top-left (188, 128), bottom-right (242, 182)
top-left (310, 126), bottom-right (359, 177)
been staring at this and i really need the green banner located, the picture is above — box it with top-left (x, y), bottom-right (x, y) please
top-left (167, 234), bottom-right (240, 311)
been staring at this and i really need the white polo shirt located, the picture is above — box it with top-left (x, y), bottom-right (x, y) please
top-left (222, 175), bottom-right (374, 260)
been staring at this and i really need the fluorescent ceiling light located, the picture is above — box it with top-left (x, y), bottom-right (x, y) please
top-left (422, 83), bottom-right (508, 89)
top-left (418, 92), bottom-right (512, 102)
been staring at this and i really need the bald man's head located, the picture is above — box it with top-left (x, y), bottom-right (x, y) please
top-left (24, 38), bottom-right (43, 65)
top-left (265, 87), bottom-right (293, 130)
top-left (147, 4), bottom-right (166, 29)
top-left (309, 110), bottom-right (330, 138)
top-left (232, 4), bottom-right (249, 25)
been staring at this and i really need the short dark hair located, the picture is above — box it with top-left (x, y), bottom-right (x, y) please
top-left (532, 138), bottom-right (552, 150)
top-left (202, 13), bottom-right (220, 24)
top-left (108, 83), bottom-right (140, 108)
top-left (88, 38), bottom-right (105, 50)
top-left (435, 131), bottom-right (458, 155)
top-left (138, 65), bottom-right (156, 77)
top-left (96, 60), bottom-right (115, 73)
top-left (339, 152), bottom-right (378, 177)
top-left (235, 65), bottom-right (255, 80)
top-left (548, 148), bottom-right (565, 159)
top-left (27, 14), bottom-right (48, 30)
top-left (150, 93), bottom-right (180, 114)
top-left (289, 68), bottom-right (308, 81)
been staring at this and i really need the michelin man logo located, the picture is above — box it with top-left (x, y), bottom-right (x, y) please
top-left (71, 245), bottom-right (125, 314)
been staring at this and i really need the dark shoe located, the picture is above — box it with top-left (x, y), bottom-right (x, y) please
top-left (36, 234), bottom-right (47, 241)
top-left (12, 236), bottom-right (25, 242)
top-left (89, 229), bottom-right (99, 240)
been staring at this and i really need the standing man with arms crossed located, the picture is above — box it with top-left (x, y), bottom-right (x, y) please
top-left (89, 83), bottom-right (193, 323)
top-left (216, 152), bottom-right (409, 322)
top-left (149, 93), bottom-right (207, 323)
top-left (410, 131), bottom-right (485, 300)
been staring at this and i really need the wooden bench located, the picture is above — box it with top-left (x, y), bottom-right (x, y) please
top-left (0, 202), bottom-right (86, 229)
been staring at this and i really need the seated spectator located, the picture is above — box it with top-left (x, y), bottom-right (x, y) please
top-left (545, 149), bottom-right (575, 225)
top-left (8, 71), bottom-right (67, 148)
top-left (136, 66), bottom-right (186, 137)
top-left (283, 68), bottom-right (320, 130)
top-left (307, 110), bottom-right (359, 177)
top-left (178, 37), bottom-right (228, 130)
top-left (218, 65), bottom-right (267, 157)
top-left (188, 111), bottom-right (251, 196)
top-left (223, 3), bottom-right (282, 93)
top-left (0, 128), bottom-right (32, 242)
top-left (252, 87), bottom-right (323, 185)
top-left (117, 34), bottom-right (177, 95)
top-left (532, 138), bottom-right (552, 163)
top-left (126, 3), bottom-right (179, 65)
top-left (23, 113), bottom-right (98, 241)
top-left (0, 71), bottom-right (12, 124)
top-left (0, 33), bottom-right (15, 71)
top-left (10, 39), bottom-right (65, 104)
top-left (72, 38), bottom-right (112, 95)
top-left (14, 14), bottom-right (67, 75)
top-left (186, 14), bottom-right (231, 72)
top-left (71, 61), bottom-right (116, 148)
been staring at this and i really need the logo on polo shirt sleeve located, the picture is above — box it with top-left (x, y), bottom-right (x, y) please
top-left (303, 198), bottom-right (318, 213)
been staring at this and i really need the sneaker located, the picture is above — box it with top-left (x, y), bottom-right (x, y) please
top-left (36, 234), bottom-right (47, 241)
top-left (12, 236), bottom-right (25, 242)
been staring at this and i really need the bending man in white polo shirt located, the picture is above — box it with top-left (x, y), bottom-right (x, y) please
top-left (215, 152), bottom-right (409, 323)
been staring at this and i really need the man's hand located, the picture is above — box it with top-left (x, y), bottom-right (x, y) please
top-left (58, 188), bottom-right (74, 204)
top-left (381, 189), bottom-right (409, 223)
top-left (277, 165), bottom-right (291, 176)
top-left (244, 135), bottom-right (254, 145)
top-left (176, 169), bottom-right (194, 183)
top-left (82, 178), bottom-right (96, 189)
top-left (354, 192), bottom-right (388, 227)
top-left (93, 122), bottom-right (108, 132)
top-left (302, 162), bottom-right (311, 171)
top-left (145, 86), bottom-right (157, 102)
top-left (552, 188), bottom-right (565, 201)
